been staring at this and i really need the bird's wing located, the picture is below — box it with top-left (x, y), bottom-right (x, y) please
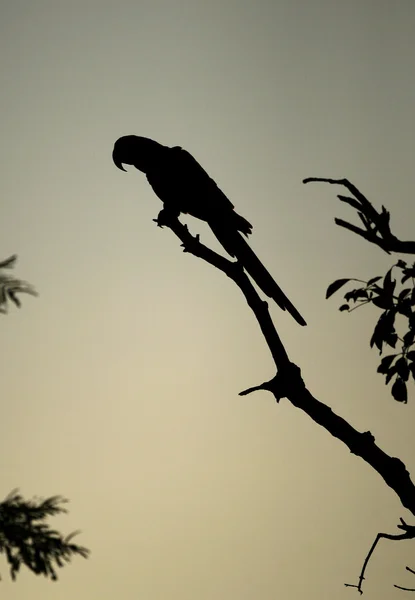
top-left (146, 147), bottom-right (236, 218)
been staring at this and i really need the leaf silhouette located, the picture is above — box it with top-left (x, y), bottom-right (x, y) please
top-left (383, 267), bottom-right (396, 299)
top-left (372, 294), bottom-right (392, 310)
top-left (377, 355), bottom-right (396, 374)
top-left (367, 276), bottom-right (382, 286)
top-left (385, 366), bottom-right (398, 384)
top-left (395, 357), bottom-right (409, 381)
top-left (326, 278), bottom-right (351, 299)
top-left (391, 377), bottom-right (408, 403)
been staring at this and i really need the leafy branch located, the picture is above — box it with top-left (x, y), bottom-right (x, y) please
top-left (0, 490), bottom-right (89, 581)
top-left (303, 177), bottom-right (415, 405)
top-left (326, 260), bottom-right (415, 402)
top-left (300, 176), bottom-right (415, 590)
top-left (0, 255), bottom-right (37, 314)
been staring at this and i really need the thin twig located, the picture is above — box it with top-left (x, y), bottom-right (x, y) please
top-left (345, 522), bottom-right (415, 594)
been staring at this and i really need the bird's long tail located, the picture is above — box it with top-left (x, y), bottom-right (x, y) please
top-left (209, 223), bottom-right (307, 326)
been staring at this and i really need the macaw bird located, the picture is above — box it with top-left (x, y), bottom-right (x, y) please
top-left (113, 135), bottom-right (306, 326)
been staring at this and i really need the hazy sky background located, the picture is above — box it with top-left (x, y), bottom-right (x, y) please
top-left (1, 1), bottom-right (415, 598)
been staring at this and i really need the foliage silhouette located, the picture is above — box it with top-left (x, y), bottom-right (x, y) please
top-left (0, 489), bottom-right (89, 581)
top-left (304, 178), bottom-right (415, 404)
top-left (325, 261), bottom-right (415, 403)
top-left (0, 255), bottom-right (37, 314)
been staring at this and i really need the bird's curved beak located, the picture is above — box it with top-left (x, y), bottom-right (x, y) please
top-left (112, 149), bottom-right (127, 171)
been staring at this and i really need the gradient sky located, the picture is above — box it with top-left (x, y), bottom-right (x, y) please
top-left (1, 1), bottom-right (415, 598)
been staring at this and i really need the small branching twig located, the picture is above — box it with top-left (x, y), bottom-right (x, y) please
top-left (303, 177), bottom-right (415, 254)
top-left (395, 566), bottom-right (415, 592)
top-left (344, 519), bottom-right (415, 594)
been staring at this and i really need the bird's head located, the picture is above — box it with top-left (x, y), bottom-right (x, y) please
top-left (112, 135), bottom-right (165, 173)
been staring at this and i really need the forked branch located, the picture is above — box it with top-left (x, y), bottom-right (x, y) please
top-left (303, 177), bottom-right (415, 255)
top-left (345, 519), bottom-right (415, 594)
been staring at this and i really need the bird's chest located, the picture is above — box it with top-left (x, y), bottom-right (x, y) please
top-left (146, 167), bottom-right (200, 215)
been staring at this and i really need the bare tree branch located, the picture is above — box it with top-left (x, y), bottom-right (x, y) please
top-left (155, 211), bottom-right (415, 521)
top-left (303, 177), bottom-right (415, 255)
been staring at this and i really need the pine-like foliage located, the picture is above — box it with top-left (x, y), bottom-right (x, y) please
top-left (0, 489), bottom-right (89, 581)
top-left (0, 255), bottom-right (37, 314)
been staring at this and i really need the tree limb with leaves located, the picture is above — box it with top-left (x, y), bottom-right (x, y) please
top-left (0, 255), bottom-right (37, 314)
top-left (303, 176), bottom-right (415, 592)
top-left (303, 177), bottom-right (415, 404)
top-left (0, 490), bottom-right (89, 581)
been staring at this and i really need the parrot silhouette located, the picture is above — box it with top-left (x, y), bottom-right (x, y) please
top-left (113, 135), bottom-right (306, 326)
